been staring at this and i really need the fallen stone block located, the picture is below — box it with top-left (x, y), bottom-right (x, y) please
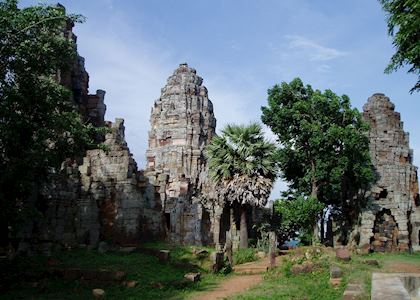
top-left (330, 277), bottom-right (342, 286)
top-left (158, 250), bottom-right (170, 263)
top-left (336, 248), bottom-right (351, 262)
top-left (291, 262), bottom-right (315, 275)
top-left (330, 265), bottom-right (343, 278)
top-left (92, 288), bottom-right (105, 298)
top-left (184, 272), bottom-right (201, 282)
top-left (365, 259), bottom-right (379, 266)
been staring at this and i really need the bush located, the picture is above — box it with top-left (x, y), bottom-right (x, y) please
top-left (233, 248), bottom-right (257, 265)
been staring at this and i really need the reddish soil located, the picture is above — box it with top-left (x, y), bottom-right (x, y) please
top-left (189, 274), bottom-right (262, 300)
top-left (382, 261), bottom-right (420, 273)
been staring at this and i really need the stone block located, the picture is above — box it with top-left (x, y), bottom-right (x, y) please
top-left (336, 248), bottom-right (351, 262)
top-left (158, 250), bottom-right (170, 263)
top-left (92, 289), bottom-right (105, 298)
top-left (210, 251), bottom-right (224, 273)
top-left (330, 265), bottom-right (343, 278)
top-left (184, 272), bottom-right (201, 282)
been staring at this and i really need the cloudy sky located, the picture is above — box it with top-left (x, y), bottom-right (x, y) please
top-left (22, 0), bottom-right (420, 199)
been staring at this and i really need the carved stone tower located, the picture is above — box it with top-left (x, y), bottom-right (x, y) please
top-left (145, 63), bottom-right (217, 245)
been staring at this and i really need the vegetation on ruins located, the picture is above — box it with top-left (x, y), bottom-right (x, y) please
top-left (378, 0), bottom-right (420, 93)
top-left (205, 123), bottom-right (277, 248)
top-left (0, 1), bottom-right (102, 244)
top-left (261, 78), bottom-right (374, 243)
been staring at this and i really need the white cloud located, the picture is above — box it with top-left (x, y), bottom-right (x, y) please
top-left (285, 35), bottom-right (348, 61)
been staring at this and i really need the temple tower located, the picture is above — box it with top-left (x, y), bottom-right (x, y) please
top-left (145, 63), bottom-right (217, 245)
top-left (358, 93), bottom-right (420, 252)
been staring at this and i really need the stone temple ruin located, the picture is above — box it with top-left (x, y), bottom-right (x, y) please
top-left (356, 93), bottom-right (420, 253)
top-left (145, 63), bottom-right (217, 245)
top-left (14, 17), bottom-right (420, 254)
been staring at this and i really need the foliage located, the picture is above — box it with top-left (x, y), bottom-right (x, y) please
top-left (233, 248), bottom-right (257, 265)
top-left (0, 243), bottom-right (227, 300)
top-left (379, 0), bottom-right (420, 93)
top-left (261, 78), bottom-right (374, 225)
top-left (0, 1), bottom-right (101, 239)
top-left (205, 123), bottom-right (277, 248)
top-left (206, 123), bottom-right (277, 206)
top-left (254, 222), bottom-right (271, 253)
top-left (274, 196), bottom-right (324, 245)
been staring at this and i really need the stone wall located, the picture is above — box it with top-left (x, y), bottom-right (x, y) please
top-left (357, 93), bottom-right (420, 252)
top-left (145, 63), bottom-right (219, 245)
top-left (15, 16), bottom-right (163, 254)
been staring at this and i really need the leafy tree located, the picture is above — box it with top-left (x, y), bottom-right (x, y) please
top-left (0, 1), bottom-right (99, 244)
top-left (274, 196), bottom-right (324, 245)
top-left (205, 123), bottom-right (277, 248)
top-left (261, 78), bottom-right (374, 242)
top-left (379, 0), bottom-right (420, 93)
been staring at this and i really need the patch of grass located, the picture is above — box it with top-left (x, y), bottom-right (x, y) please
top-left (0, 243), bottom-right (226, 300)
top-left (230, 248), bottom-right (420, 300)
top-left (233, 266), bottom-right (345, 300)
top-left (233, 248), bottom-right (257, 265)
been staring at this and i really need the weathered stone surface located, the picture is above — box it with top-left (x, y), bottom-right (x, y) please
top-left (210, 251), bottom-right (224, 273)
top-left (291, 262), bottom-right (315, 274)
top-left (330, 265), bottom-right (343, 278)
top-left (92, 288), bottom-right (105, 298)
top-left (356, 94), bottom-right (420, 252)
top-left (17, 18), bottom-right (163, 253)
top-left (336, 248), bottom-right (351, 262)
top-left (365, 259), bottom-right (379, 266)
top-left (158, 250), bottom-right (170, 263)
top-left (184, 272), bottom-right (201, 282)
top-left (145, 63), bottom-right (218, 245)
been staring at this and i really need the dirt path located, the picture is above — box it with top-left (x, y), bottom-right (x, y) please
top-left (189, 274), bottom-right (263, 300)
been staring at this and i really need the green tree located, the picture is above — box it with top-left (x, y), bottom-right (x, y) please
top-left (379, 0), bottom-right (420, 93)
top-left (261, 78), bottom-right (374, 243)
top-left (0, 1), bottom-right (99, 243)
top-left (274, 196), bottom-right (324, 245)
top-left (205, 123), bottom-right (277, 248)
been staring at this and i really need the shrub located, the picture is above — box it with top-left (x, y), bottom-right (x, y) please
top-left (233, 248), bottom-right (257, 265)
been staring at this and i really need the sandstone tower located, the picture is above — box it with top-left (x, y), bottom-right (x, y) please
top-left (357, 93), bottom-right (420, 252)
top-left (145, 63), bottom-right (217, 245)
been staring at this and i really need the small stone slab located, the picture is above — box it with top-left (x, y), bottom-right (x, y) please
top-left (364, 259), bottom-right (379, 266)
top-left (158, 250), bottom-right (170, 263)
top-left (336, 248), bottom-right (351, 262)
top-left (291, 262), bottom-right (314, 275)
top-left (125, 280), bottom-right (138, 288)
top-left (330, 278), bottom-right (342, 286)
top-left (92, 288), bottom-right (105, 298)
top-left (343, 283), bottom-right (363, 300)
top-left (184, 272), bottom-right (201, 282)
top-left (330, 265), bottom-right (343, 278)
top-left (118, 247), bottom-right (137, 254)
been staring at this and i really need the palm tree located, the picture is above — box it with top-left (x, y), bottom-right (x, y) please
top-left (205, 123), bottom-right (277, 248)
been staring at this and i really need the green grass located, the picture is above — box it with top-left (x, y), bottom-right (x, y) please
top-left (230, 248), bottom-right (420, 300)
top-left (233, 248), bottom-right (258, 265)
top-left (0, 243), bottom-right (226, 300)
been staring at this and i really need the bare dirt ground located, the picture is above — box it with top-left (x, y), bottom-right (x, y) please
top-left (189, 273), bottom-right (263, 300)
top-left (382, 261), bottom-right (420, 273)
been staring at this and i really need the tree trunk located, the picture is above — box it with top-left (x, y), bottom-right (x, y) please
top-left (240, 205), bottom-right (248, 248)
top-left (310, 160), bottom-right (320, 245)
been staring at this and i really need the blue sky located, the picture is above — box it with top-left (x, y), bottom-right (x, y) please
top-left (22, 0), bottom-right (420, 199)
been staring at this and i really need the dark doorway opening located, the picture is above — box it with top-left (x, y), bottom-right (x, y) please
top-left (165, 213), bottom-right (171, 231)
